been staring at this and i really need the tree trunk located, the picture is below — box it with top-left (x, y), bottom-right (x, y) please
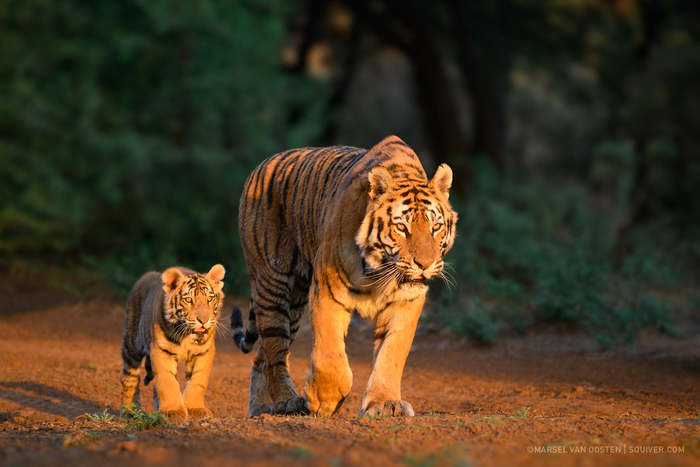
top-left (450, 0), bottom-right (508, 170)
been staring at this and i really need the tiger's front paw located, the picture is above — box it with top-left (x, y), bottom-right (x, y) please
top-left (361, 400), bottom-right (414, 417)
top-left (305, 379), bottom-right (349, 417)
top-left (186, 407), bottom-right (212, 419)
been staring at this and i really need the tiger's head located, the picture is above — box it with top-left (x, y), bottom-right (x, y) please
top-left (356, 163), bottom-right (457, 292)
top-left (161, 264), bottom-right (226, 335)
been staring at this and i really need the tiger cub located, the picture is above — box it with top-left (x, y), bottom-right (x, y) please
top-left (120, 264), bottom-right (225, 420)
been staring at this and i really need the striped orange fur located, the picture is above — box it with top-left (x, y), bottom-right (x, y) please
top-left (231, 135), bottom-right (457, 417)
top-left (121, 265), bottom-right (225, 421)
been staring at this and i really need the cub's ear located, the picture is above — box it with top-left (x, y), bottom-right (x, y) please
top-left (430, 163), bottom-right (453, 198)
top-left (368, 166), bottom-right (392, 200)
top-left (162, 267), bottom-right (185, 293)
top-left (206, 264), bottom-right (226, 283)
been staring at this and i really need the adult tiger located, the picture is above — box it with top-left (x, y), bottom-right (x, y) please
top-left (231, 135), bottom-right (457, 417)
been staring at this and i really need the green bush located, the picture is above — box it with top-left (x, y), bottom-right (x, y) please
top-left (432, 158), bottom-right (685, 347)
top-left (0, 0), bottom-right (326, 293)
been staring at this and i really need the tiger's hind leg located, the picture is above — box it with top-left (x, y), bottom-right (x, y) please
top-left (121, 294), bottom-right (145, 416)
top-left (248, 267), bottom-right (310, 416)
top-left (277, 270), bottom-right (312, 415)
top-left (246, 311), bottom-right (306, 417)
top-left (120, 346), bottom-right (144, 415)
top-left (248, 344), bottom-right (274, 417)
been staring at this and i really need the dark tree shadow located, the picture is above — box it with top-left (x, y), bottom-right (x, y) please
top-left (0, 381), bottom-right (106, 418)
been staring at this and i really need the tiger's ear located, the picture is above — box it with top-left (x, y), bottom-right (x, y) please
top-left (430, 163), bottom-right (453, 198)
top-left (206, 264), bottom-right (226, 284)
top-left (162, 267), bottom-right (185, 293)
top-left (368, 166), bottom-right (392, 200)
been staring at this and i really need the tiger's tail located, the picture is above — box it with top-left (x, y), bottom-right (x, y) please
top-left (230, 305), bottom-right (258, 353)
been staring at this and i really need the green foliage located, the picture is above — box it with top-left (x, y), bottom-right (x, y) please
top-left (433, 158), bottom-right (684, 346)
top-left (442, 298), bottom-right (497, 345)
top-left (123, 406), bottom-right (170, 432)
top-left (84, 408), bottom-right (115, 422)
top-left (1, 0), bottom-right (696, 347)
top-left (0, 0), bottom-right (327, 293)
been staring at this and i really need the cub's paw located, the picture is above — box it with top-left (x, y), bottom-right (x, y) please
top-left (163, 409), bottom-right (188, 422)
top-left (249, 404), bottom-right (274, 418)
top-left (362, 400), bottom-right (415, 417)
top-left (274, 397), bottom-right (310, 416)
top-left (187, 407), bottom-right (212, 420)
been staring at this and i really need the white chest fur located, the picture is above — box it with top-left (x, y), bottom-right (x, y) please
top-left (152, 324), bottom-right (213, 360)
top-left (346, 282), bottom-right (428, 321)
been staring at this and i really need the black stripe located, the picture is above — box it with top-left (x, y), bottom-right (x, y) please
top-left (255, 302), bottom-right (291, 319)
top-left (267, 149), bottom-right (298, 209)
top-left (121, 348), bottom-right (142, 369)
top-left (187, 350), bottom-right (210, 360)
top-left (290, 299), bottom-right (308, 309)
top-left (144, 356), bottom-right (153, 385)
top-left (255, 278), bottom-right (291, 303)
top-left (157, 345), bottom-right (177, 357)
top-left (260, 326), bottom-right (291, 339)
top-left (324, 278), bottom-right (349, 311)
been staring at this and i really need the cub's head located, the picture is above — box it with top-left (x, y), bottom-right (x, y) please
top-left (356, 163), bottom-right (457, 291)
top-left (161, 264), bottom-right (226, 335)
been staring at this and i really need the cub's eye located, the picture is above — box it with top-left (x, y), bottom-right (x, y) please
top-left (183, 296), bottom-right (193, 304)
top-left (432, 223), bottom-right (443, 234)
top-left (394, 224), bottom-right (408, 236)
top-left (207, 295), bottom-right (215, 303)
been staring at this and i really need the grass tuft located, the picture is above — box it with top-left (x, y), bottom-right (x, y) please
top-left (83, 408), bottom-right (115, 422)
top-left (122, 405), bottom-right (170, 431)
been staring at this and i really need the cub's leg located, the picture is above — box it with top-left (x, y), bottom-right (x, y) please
top-left (120, 347), bottom-right (143, 414)
top-left (304, 278), bottom-right (353, 417)
top-left (183, 342), bottom-right (215, 419)
top-left (121, 296), bottom-right (144, 414)
top-left (149, 342), bottom-right (187, 421)
top-left (361, 295), bottom-right (424, 417)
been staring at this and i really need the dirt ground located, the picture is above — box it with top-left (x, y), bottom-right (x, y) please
top-left (1, 277), bottom-right (698, 467)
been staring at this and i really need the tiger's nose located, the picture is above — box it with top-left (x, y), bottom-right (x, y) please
top-left (413, 258), bottom-right (430, 270)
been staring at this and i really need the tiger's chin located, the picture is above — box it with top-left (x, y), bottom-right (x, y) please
top-left (391, 280), bottom-right (429, 303)
top-left (399, 277), bottom-right (428, 287)
top-left (397, 277), bottom-right (429, 294)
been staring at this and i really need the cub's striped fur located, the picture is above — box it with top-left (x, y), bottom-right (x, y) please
top-left (120, 264), bottom-right (225, 420)
top-left (233, 135), bottom-right (457, 417)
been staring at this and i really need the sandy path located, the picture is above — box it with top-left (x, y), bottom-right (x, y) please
top-left (1, 286), bottom-right (698, 466)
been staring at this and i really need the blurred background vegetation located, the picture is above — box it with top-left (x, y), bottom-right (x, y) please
top-left (1, 0), bottom-right (698, 345)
